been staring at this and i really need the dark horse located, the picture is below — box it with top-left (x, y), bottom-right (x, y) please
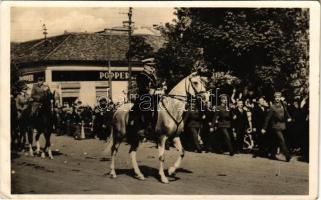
top-left (23, 90), bottom-right (55, 159)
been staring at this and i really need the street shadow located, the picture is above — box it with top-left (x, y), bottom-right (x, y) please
top-left (176, 168), bottom-right (193, 174)
top-left (115, 165), bottom-right (182, 182)
top-left (51, 150), bottom-right (64, 156)
top-left (100, 157), bottom-right (111, 162)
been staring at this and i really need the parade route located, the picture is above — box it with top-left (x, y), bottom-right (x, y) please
top-left (11, 134), bottom-right (309, 195)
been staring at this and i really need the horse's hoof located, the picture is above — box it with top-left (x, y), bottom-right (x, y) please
top-left (41, 152), bottom-right (46, 159)
top-left (49, 156), bottom-right (54, 160)
top-left (168, 167), bottom-right (176, 176)
top-left (135, 173), bottom-right (145, 181)
top-left (110, 174), bottom-right (117, 179)
top-left (160, 177), bottom-right (169, 184)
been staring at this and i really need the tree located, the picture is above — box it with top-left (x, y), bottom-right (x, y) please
top-left (128, 35), bottom-right (154, 61)
top-left (156, 8), bottom-right (309, 99)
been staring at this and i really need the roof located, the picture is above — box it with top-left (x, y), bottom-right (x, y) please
top-left (11, 32), bottom-right (165, 67)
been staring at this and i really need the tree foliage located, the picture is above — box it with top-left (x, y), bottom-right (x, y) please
top-left (155, 8), bottom-right (309, 100)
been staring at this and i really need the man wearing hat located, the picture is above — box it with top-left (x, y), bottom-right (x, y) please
top-left (30, 76), bottom-right (50, 117)
top-left (129, 58), bottom-right (158, 141)
top-left (262, 91), bottom-right (292, 162)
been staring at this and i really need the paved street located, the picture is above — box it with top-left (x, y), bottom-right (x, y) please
top-left (11, 134), bottom-right (308, 195)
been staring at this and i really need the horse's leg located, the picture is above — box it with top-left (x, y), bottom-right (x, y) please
top-left (110, 135), bottom-right (123, 179)
top-left (44, 129), bottom-right (53, 159)
top-left (158, 135), bottom-right (169, 184)
top-left (129, 137), bottom-right (144, 180)
top-left (18, 126), bottom-right (26, 152)
top-left (35, 130), bottom-right (42, 156)
top-left (168, 137), bottom-right (185, 176)
top-left (27, 127), bottom-right (34, 157)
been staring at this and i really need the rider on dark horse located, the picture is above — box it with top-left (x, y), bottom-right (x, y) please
top-left (129, 58), bottom-right (158, 142)
top-left (30, 76), bottom-right (51, 123)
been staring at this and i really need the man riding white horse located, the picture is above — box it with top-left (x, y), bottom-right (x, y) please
top-left (129, 58), bottom-right (158, 141)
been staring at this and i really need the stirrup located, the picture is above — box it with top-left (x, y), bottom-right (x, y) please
top-left (130, 120), bottom-right (135, 126)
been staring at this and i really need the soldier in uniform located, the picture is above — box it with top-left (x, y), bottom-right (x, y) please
top-left (93, 97), bottom-right (113, 140)
top-left (30, 76), bottom-right (51, 119)
top-left (129, 58), bottom-right (158, 142)
top-left (214, 94), bottom-right (235, 156)
top-left (262, 92), bottom-right (292, 162)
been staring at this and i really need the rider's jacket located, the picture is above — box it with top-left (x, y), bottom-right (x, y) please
top-left (136, 64), bottom-right (157, 96)
top-left (15, 92), bottom-right (29, 112)
top-left (31, 83), bottom-right (50, 102)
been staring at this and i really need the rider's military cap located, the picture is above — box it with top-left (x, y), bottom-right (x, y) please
top-left (142, 58), bottom-right (156, 67)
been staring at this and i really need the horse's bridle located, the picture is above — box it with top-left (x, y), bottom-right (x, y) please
top-left (159, 74), bottom-right (208, 135)
top-left (187, 76), bottom-right (207, 97)
top-left (165, 74), bottom-right (207, 103)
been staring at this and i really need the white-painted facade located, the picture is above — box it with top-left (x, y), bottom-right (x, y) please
top-left (20, 65), bottom-right (143, 107)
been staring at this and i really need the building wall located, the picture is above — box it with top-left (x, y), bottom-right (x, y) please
top-left (21, 64), bottom-right (142, 107)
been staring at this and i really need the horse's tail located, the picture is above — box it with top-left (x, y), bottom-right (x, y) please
top-left (103, 121), bottom-right (114, 156)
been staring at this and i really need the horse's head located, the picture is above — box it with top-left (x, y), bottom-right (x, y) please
top-left (168, 72), bottom-right (209, 106)
top-left (187, 73), bottom-right (212, 108)
top-left (187, 73), bottom-right (208, 97)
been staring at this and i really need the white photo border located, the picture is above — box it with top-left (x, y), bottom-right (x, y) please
top-left (1, 1), bottom-right (320, 200)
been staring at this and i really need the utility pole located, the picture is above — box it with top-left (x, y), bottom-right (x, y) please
top-left (123, 7), bottom-right (134, 100)
top-left (105, 29), bottom-right (112, 100)
top-left (42, 24), bottom-right (48, 40)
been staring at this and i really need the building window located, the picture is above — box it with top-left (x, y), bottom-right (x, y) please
top-left (61, 82), bottom-right (80, 106)
top-left (96, 86), bottom-right (109, 100)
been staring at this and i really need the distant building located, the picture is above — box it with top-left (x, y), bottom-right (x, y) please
top-left (11, 32), bottom-right (164, 107)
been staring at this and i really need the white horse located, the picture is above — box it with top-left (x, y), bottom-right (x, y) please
top-left (105, 72), bottom-right (208, 183)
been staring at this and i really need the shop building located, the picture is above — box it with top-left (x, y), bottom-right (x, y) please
top-left (11, 32), bottom-right (163, 107)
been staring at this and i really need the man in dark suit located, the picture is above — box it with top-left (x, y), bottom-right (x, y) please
top-left (232, 99), bottom-right (250, 153)
top-left (252, 96), bottom-right (269, 157)
top-left (262, 92), bottom-right (292, 162)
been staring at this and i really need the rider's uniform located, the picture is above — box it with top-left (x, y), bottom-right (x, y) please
top-left (30, 83), bottom-right (50, 116)
top-left (130, 58), bottom-right (158, 139)
top-left (15, 90), bottom-right (30, 119)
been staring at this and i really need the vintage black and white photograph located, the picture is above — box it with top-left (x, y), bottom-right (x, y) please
top-left (1, 1), bottom-right (320, 198)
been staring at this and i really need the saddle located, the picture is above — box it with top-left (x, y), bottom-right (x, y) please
top-left (127, 94), bottom-right (161, 141)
